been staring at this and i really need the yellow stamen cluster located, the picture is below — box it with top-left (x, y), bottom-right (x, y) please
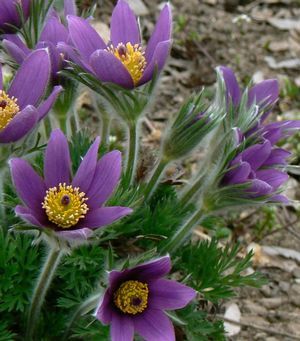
top-left (42, 183), bottom-right (89, 229)
top-left (107, 42), bottom-right (146, 85)
top-left (114, 280), bottom-right (149, 315)
top-left (0, 90), bottom-right (19, 130)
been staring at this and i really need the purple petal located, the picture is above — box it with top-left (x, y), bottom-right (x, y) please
top-left (78, 206), bottom-right (132, 229)
top-left (86, 150), bottom-right (122, 208)
top-left (110, 0), bottom-right (140, 46)
top-left (223, 161), bottom-right (251, 185)
top-left (248, 179), bottom-right (273, 197)
top-left (219, 66), bottom-right (241, 107)
top-left (2, 34), bottom-right (30, 54)
top-left (90, 50), bottom-right (134, 89)
top-left (3, 39), bottom-right (27, 64)
top-left (239, 140), bottom-right (271, 170)
top-left (21, 0), bottom-right (30, 18)
top-left (139, 40), bottom-right (171, 86)
top-left (10, 158), bottom-right (46, 212)
top-left (145, 4), bottom-right (172, 62)
top-left (263, 120), bottom-right (300, 144)
top-left (67, 15), bottom-right (106, 62)
top-left (248, 79), bottom-right (279, 108)
top-left (256, 169), bottom-right (288, 190)
top-left (8, 49), bottom-right (50, 109)
top-left (40, 15), bottom-right (69, 44)
top-left (263, 148), bottom-right (291, 166)
top-left (36, 41), bottom-right (62, 76)
top-left (149, 279), bottom-right (196, 310)
top-left (44, 129), bottom-right (71, 188)
top-left (271, 194), bottom-right (289, 203)
top-left (134, 309), bottom-right (175, 341)
top-left (72, 137), bottom-right (101, 193)
top-left (37, 85), bottom-right (63, 120)
top-left (0, 105), bottom-right (39, 143)
top-left (96, 290), bottom-right (113, 324)
top-left (110, 311), bottom-right (134, 341)
top-left (64, 0), bottom-right (77, 16)
top-left (15, 205), bottom-right (46, 228)
top-left (55, 228), bottom-right (93, 241)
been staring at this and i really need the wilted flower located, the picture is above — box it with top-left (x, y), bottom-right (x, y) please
top-left (96, 256), bottom-right (196, 341)
top-left (0, 0), bottom-right (30, 33)
top-left (3, 1), bottom-right (77, 77)
top-left (0, 49), bottom-right (62, 143)
top-left (222, 139), bottom-right (290, 203)
top-left (66, 0), bottom-right (172, 89)
top-left (10, 129), bottom-right (132, 240)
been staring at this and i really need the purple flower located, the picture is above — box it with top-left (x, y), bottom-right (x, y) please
top-left (10, 129), bottom-right (132, 241)
top-left (222, 139), bottom-right (290, 203)
top-left (0, 49), bottom-right (62, 143)
top-left (65, 0), bottom-right (172, 89)
top-left (96, 256), bottom-right (196, 341)
top-left (219, 66), bottom-right (279, 111)
top-left (0, 0), bottom-right (30, 33)
top-left (3, 6), bottom-right (74, 78)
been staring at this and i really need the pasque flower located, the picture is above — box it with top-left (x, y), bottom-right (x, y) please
top-left (96, 256), bottom-right (196, 341)
top-left (10, 129), bottom-right (132, 240)
top-left (0, 49), bottom-right (62, 143)
top-left (222, 139), bottom-right (290, 203)
top-left (3, 1), bottom-right (77, 77)
top-left (0, 0), bottom-right (30, 33)
top-left (66, 0), bottom-right (172, 89)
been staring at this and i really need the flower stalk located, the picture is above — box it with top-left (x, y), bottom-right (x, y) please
top-left (124, 121), bottom-right (139, 186)
top-left (25, 246), bottom-right (63, 340)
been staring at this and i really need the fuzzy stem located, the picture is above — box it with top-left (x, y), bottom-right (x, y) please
top-left (25, 247), bottom-right (62, 340)
top-left (180, 174), bottom-right (205, 208)
top-left (100, 110), bottom-right (111, 147)
top-left (63, 293), bottom-right (100, 340)
top-left (143, 157), bottom-right (169, 201)
top-left (160, 208), bottom-right (205, 255)
top-left (124, 122), bottom-right (138, 187)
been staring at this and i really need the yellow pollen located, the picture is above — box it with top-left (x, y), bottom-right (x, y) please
top-left (42, 183), bottom-right (89, 228)
top-left (114, 280), bottom-right (149, 315)
top-left (107, 42), bottom-right (147, 85)
top-left (0, 90), bottom-right (19, 130)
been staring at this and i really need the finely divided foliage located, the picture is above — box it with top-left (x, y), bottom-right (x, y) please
top-left (0, 0), bottom-right (299, 340)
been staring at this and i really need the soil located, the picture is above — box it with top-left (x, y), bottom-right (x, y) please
top-left (90, 0), bottom-right (300, 339)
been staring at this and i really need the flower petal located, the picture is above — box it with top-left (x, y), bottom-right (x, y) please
top-left (2, 34), bottom-right (30, 54)
top-left (110, 311), bottom-right (134, 341)
top-left (219, 66), bottom-right (241, 107)
top-left (263, 148), bottom-right (291, 166)
top-left (248, 79), bottom-right (279, 108)
top-left (90, 49), bottom-right (134, 89)
top-left (145, 4), bottom-right (172, 62)
top-left (72, 137), bottom-right (101, 193)
top-left (110, 0), bottom-right (140, 46)
top-left (78, 206), bottom-right (132, 229)
top-left (67, 15), bottom-right (106, 62)
top-left (149, 279), bottom-right (196, 310)
top-left (3, 39), bottom-right (27, 64)
top-left (239, 140), bottom-right (271, 171)
top-left (64, 0), bottom-right (77, 16)
top-left (223, 161), bottom-right (251, 185)
top-left (10, 158), bottom-right (46, 212)
top-left (44, 129), bottom-right (71, 188)
top-left (139, 40), bottom-right (171, 86)
top-left (96, 290), bottom-right (113, 324)
top-left (40, 14), bottom-right (69, 44)
top-left (8, 49), bottom-right (50, 108)
top-left (248, 179), bottom-right (273, 197)
top-left (256, 169), bottom-right (288, 190)
top-left (15, 205), bottom-right (46, 227)
top-left (55, 228), bottom-right (93, 241)
top-left (86, 150), bottom-right (122, 208)
top-left (271, 194), bottom-right (289, 203)
top-left (37, 85), bottom-right (63, 120)
top-left (134, 309), bottom-right (175, 341)
top-left (0, 105), bottom-right (39, 143)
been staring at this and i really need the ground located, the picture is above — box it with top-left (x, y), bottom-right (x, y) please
top-left (90, 0), bottom-right (300, 339)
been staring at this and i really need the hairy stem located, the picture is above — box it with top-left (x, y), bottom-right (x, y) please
top-left (124, 122), bottom-right (138, 187)
top-left (25, 247), bottom-right (62, 340)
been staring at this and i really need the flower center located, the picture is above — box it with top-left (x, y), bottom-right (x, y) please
top-left (107, 42), bottom-right (146, 85)
top-left (114, 280), bottom-right (149, 315)
top-left (0, 90), bottom-right (19, 130)
top-left (42, 183), bottom-right (89, 228)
